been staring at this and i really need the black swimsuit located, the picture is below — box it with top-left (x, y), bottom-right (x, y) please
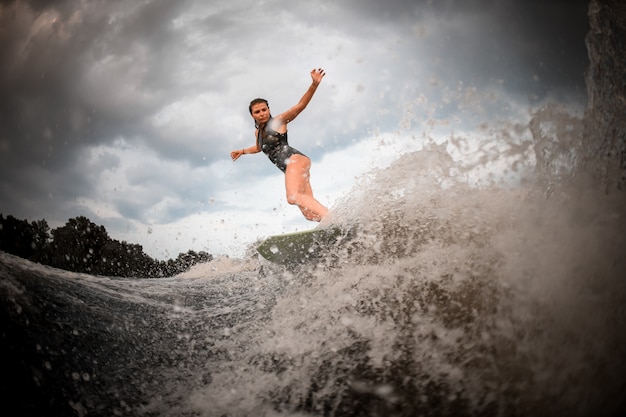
top-left (257, 118), bottom-right (306, 173)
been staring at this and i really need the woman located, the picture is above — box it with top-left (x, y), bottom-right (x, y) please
top-left (230, 68), bottom-right (329, 222)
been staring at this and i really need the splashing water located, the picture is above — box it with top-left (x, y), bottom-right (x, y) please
top-left (173, 140), bottom-right (624, 416)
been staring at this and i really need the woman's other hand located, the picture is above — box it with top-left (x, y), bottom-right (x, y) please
top-left (231, 149), bottom-right (244, 161)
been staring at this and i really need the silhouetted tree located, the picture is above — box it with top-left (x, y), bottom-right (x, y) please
top-left (30, 219), bottom-right (51, 263)
top-left (49, 216), bottom-right (109, 273)
top-left (1, 214), bottom-right (213, 278)
top-left (0, 215), bottom-right (50, 260)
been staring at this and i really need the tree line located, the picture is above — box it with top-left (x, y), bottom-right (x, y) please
top-left (0, 214), bottom-right (212, 278)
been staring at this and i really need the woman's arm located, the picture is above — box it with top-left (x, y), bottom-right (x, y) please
top-left (277, 68), bottom-right (325, 126)
top-left (231, 133), bottom-right (261, 161)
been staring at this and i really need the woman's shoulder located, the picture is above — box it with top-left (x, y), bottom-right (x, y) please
top-left (269, 116), bottom-right (288, 133)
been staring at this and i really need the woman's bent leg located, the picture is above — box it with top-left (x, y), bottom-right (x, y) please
top-left (285, 155), bottom-right (328, 221)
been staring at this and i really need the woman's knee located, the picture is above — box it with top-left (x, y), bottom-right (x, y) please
top-left (286, 193), bottom-right (298, 205)
top-left (286, 192), bottom-right (314, 210)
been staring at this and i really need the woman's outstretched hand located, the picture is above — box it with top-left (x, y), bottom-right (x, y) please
top-left (230, 149), bottom-right (243, 161)
top-left (310, 68), bottom-right (325, 85)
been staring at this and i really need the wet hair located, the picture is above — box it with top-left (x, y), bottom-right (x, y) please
top-left (249, 98), bottom-right (269, 114)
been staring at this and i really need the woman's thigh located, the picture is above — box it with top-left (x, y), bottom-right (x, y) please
top-left (285, 155), bottom-right (311, 193)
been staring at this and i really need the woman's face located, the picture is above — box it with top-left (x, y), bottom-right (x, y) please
top-left (250, 102), bottom-right (270, 125)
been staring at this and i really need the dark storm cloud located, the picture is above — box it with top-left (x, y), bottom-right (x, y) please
top-left (0, 0), bottom-right (190, 217)
top-left (1, 3), bottom-right (100, 137)
top-left (475, 0), bottom-right (590, 96)
top-left (0, 0), bottom-right (188, 163)
top-left (335, 0), bottom-right (589, 98)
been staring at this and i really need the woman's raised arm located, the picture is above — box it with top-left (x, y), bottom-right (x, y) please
top-left (277, 68), bottom-right (325, 125)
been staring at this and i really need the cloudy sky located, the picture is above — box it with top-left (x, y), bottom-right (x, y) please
top-left (0, 0), bottom-right (590, 259)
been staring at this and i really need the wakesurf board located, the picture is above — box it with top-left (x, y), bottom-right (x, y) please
top-left (256, 226), bottom-right (347, 265)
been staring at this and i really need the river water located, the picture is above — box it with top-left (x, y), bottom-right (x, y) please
top-left (1, 1), bottom-right (625, 416)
